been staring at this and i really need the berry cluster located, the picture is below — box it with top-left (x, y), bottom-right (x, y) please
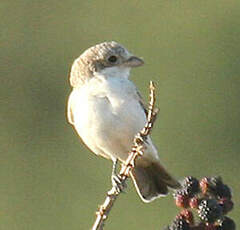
top-left (164, 176), bottom-right (235, 230)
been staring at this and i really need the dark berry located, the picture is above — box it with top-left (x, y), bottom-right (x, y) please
top-left (180, 209), bottom-right (194, 225)
top-left (170, 216), bottom-right (190, 230)
top-left (205, 224), bottom-right (216, 230)
top-left (182, 176), bottom-right (200, 196)
top-left (192, 222), bottom-right (206, 230)
top-left (217, 184), bottom-right (232, 199)
top-left (173, 188), bottom-right (188, 198)
top-left (198, 199), bottom-right (223, 223)
top-left (218, 217), bottom-right (236, 230)
top-left (200, 177), bottom-right (232, 199)
top-left (211, 177), bottom-right (232, 199)
top-left (218, 198), bottom-right (234, 214)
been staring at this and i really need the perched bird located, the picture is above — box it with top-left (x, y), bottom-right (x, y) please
top-left (67, 41), bottom-right (180, 202)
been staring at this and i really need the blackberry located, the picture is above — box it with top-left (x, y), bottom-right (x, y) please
top-left (198, 199), bottom-right (223, 223)
top-left (173, 189), bottom-right (189, 208)
top-left (216, 184), bottom-right (231, 199)
top-left (182, 176), bottom-right (200, 196)
top-left (200, 177), bottom-right (232, 199)
top-left (180, 209), bottom-right (194, 225)
top-left (170, 216), bottom-right (190, 230)
top-left (218, 198), bottom-right (234, 214)
top-left (194, 222), bottom-right (206, 230)
top-left (217, 217), bottom-right (236, 230)
top-left (173, 188), bottom-right (189, 198)
top-left (210, 177), bottom-right (232, 199)
top-left (205, 224), bottom-right (216, 230)
top-left (189, 197), bottom-right (200, 209)
top-left (200, 177), bottom-right (209, 194)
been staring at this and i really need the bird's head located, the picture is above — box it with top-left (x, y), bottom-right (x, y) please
top-left (69, 41), bottom-right (144, 87)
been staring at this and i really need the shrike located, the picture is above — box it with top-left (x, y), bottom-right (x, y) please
top-left (67, 41), bottom-right (180, 202)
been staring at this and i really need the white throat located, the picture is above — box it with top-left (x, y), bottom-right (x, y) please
top-left (97, 66), bottom-right (130, 79)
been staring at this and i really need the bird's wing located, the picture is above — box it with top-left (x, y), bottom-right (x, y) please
top-left (135, 86), bottom-right (159, 125)
top-left (136, 90), bottom-right (148, 117)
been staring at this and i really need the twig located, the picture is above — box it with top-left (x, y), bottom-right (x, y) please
top-left (91, 81), bottom-right (158, 230)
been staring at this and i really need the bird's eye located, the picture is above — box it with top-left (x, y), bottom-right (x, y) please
top-left (108, 55), bottom-right (118, 63)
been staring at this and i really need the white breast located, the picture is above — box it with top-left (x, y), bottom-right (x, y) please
top-left (68, 73), bottom-right (147, 161)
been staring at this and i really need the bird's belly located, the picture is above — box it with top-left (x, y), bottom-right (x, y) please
top-left (73, 92), bottom-right (146, 161)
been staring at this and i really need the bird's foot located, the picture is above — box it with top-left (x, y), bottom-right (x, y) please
top-left (110, 158), bottom-right (127, 194)
top-left (111, 174), bottom-right (127, 194)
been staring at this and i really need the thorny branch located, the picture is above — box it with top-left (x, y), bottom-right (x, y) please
top-left (91, 81), bottom-right (159, 230)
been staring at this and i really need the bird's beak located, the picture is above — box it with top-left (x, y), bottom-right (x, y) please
top-left (123, 56), bottom-right (144, 68)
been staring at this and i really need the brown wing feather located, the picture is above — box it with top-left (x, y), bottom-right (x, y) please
top-left (136, 90), bottom-right (148, 116)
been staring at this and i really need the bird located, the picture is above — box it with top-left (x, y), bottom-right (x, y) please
top-left (67, 41), bottom-right (180, 202)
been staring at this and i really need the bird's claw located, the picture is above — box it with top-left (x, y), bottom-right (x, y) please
top-left (111, 174), bottom-right (127, 194)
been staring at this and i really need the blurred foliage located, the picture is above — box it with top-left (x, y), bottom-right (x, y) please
top-left (0, 0), bottom-right (239, 229)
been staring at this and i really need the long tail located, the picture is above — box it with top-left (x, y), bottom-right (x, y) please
top-left (130, 159), bottom-right (181, 203)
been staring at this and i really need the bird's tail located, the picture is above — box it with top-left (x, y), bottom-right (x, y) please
top-left (130, 159), bottom-right (181, 202)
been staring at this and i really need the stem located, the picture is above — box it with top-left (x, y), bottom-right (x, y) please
top-left (91, 81), bottom-right (158, 230)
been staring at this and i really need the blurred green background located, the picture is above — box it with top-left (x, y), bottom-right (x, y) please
top-left (1, 0), bottom-right (239, 229)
